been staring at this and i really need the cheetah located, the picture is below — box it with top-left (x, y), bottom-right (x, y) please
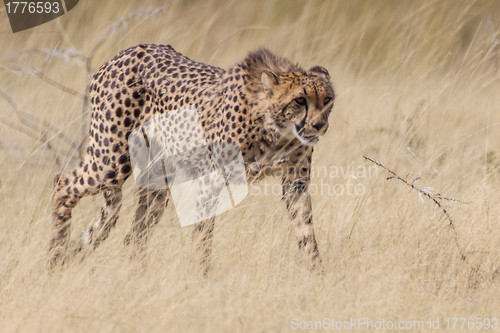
top-left (50, 44), bottom-right (335, 272)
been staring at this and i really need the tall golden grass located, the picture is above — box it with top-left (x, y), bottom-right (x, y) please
top-left (0, 0), bottom-right (499, 331)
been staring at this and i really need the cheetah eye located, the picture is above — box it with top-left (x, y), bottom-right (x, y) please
top-left (324, 97), bottom-right (333, 105)
top-left (294, 97), bottom-right (307, 107)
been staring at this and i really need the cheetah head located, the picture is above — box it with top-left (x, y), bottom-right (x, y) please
top-left (261, 66), bottom-right (334, 146)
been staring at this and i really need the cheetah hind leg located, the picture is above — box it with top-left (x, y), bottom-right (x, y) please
top-left (73, 188), bottom-right (123, 255)
top-left (49, 166), bottom-right (100, 267)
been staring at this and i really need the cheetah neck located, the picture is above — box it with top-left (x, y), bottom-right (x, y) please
top-left (228, 49), bottom-right (302, 146)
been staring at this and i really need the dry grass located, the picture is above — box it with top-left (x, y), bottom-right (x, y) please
top-left (0, 0), bottom-right (499, 332)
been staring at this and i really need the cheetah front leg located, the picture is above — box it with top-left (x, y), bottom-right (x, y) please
top-left (192, 217), bottom-right (215, 275)
top-left (190, 168), bottom-right (227, 275)
top-left (282, 163), bottom-right (322, 272)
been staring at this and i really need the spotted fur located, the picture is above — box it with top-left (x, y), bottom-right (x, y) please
top-left (50, 44), bottom-right (335, 271)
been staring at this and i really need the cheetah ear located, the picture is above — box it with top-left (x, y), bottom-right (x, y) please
top-left (261, 71), bottom-right (279, 96)
top-left (309, 66), bottom-right (330, 80)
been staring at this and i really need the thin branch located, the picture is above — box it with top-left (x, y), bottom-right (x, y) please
top-left (6, 48), bottom-right (88, 65)
top-left (363, 155), bottom-right (469, 263)
top-left (0, 89), bottom-right (80, 152)
top-left (363, 155), bottom-right (457, 225)
top-left (20, 65), bottom-right (85, 98)
top-left (0, 64), bottom-right (86, 99)
top-left (41, 131), bottom-right (61, 167)
top-left (89, 3), bottom-right (170, 60)
top-left (434, 194), bottom-right (471, 204)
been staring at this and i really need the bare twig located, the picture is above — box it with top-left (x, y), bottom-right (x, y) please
top-left (41, 131), bottom-right (61, 167)
top-left (435, 193), bottom-right (471, 204)
top-left (363, 155), bottom-right (469, 263)
top-left (20, 65), bottom-right (84, 99)
top-left (363, 155), bottom-right (458, 225)
top-left (89, 4), bottom-right (170, 60)
top-left (0, 63), bottom-right (86, 99)
top-left (6, 48), bottom-right (88, 65)
top-left (0, 89), bottom-right (80, 164)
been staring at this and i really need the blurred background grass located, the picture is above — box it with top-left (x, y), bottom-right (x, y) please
top-left (0, 0), bottom-right (499, 332)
